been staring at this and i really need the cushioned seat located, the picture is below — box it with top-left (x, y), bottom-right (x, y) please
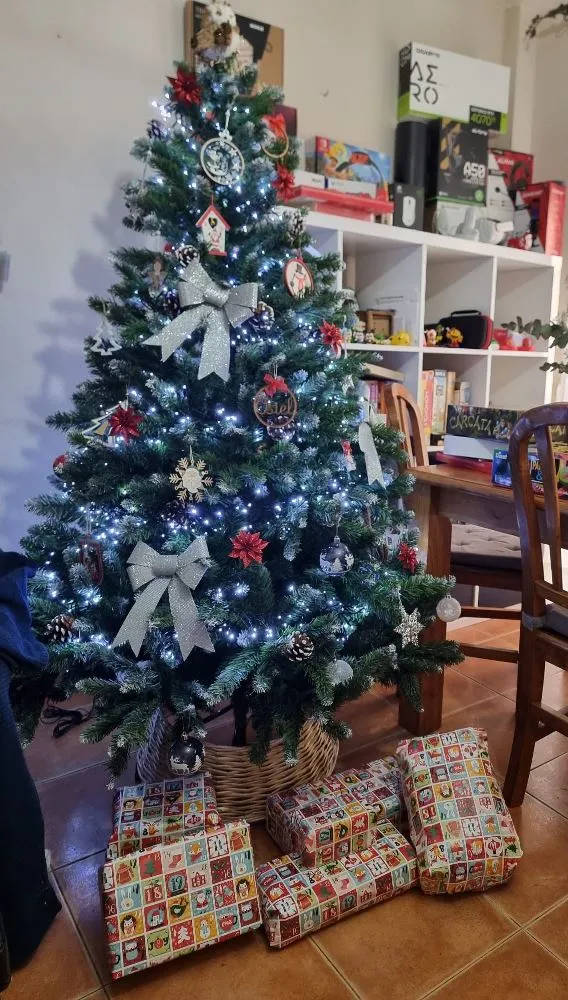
top-left (543, 604), bottom-right (568, 637)
top-left (451, 523), bottom-right (522, 572)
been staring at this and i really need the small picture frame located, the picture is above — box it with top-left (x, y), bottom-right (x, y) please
top-left (357, 310), bottom-right (393, 342)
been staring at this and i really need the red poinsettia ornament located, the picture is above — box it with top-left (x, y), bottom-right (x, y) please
top-left (272, 164), bottom-right (295, 201)
top-left (397, 542), bottom-right (419, 574)
top-left (263, 373), bottom-right (289, 397)
top-left (108, 405), bottom-right (143, 443)
top-left (319, 321), bottom-right (345, 357)
top-left (229, 531), bottom-right (268, 569)
top-left (167, 67), bottom-right (201, 106)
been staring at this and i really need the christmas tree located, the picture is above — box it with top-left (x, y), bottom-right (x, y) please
top-left (18, 35), bottom-right (462, 779)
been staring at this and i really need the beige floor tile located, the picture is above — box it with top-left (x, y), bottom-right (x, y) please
top-left (454, 655), bottom-right (519, 695)
top-left (8, 894), bottom-right (101, 1000)
top-left (528, 754), bottom-right (568, 818)
top-left (441, 694), bottom-right (566, 776)
top-left (314, 890), bottom-right (514, 1000)
top-left (489, 794), bottom-right (568, 925)
top-left (530, 897), bottom-right (568, 964)
top-left (55, 851), bottom-right (109, 983)
top-left (106, 930), bottom-right (352, 1000)
top-left (26, 706), bottom-right (110, 783)
top-left (39, 761), bottom-right (133, 868)
top-left (442, 667), bottom-right (497, 714)
top-left (429, 932), bottom-right (568, 999)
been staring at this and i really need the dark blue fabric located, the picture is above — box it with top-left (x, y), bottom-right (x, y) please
top-left (0, 555), bottom-right (60, 965)
top-left (0, 553), bottom-right (48, 671)
top-left (0, 658), bottom-right (61, 965)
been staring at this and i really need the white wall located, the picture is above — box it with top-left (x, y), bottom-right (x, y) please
top-left (530, 16), bottom-right (568, 312)
top-left (0, 0), bottom-right (512, 546)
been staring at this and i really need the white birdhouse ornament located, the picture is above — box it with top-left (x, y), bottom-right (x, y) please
top-left (196, 202), bottom-right (230, 257)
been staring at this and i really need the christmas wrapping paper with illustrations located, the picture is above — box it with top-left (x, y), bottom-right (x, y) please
top-left (257, 819), bottom-right (417, 948)
top-left (266, 758), bottom-right (404, 867)
top-left (102, 820), bottom-right (261, 979)
top-left (107, 774), bottom-right (220, 859)
top-left (396, 728), bottom-right (522, 894)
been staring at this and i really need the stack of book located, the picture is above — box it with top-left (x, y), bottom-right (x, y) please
top-left (418, 370), bottom-right (470, 444)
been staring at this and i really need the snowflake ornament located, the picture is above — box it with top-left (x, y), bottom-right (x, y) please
top-left (170, 452), bottom-right (213, 502)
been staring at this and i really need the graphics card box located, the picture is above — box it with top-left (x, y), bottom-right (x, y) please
top-left (305, 136), bottom-right (391, 187)
top-left (490, 149), bottom-right (534, 191)
top-left (510, 182), bottom-right (566, 256)
top-left (184, 2), bottom-right (284, 89)
top-left (398, 42), bottom-right (510, 132)
top-left (427, 119), bottom-right (488, 204)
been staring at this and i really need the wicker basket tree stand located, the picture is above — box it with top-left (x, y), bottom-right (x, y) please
top-left (137, 708), bottom-right (339, 823)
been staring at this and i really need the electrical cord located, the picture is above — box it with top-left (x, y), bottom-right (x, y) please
top-left (40, 701), bottom-right (93, 738)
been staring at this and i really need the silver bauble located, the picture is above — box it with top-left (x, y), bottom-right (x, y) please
top-left (436, 596), bottom-right (462, 624)
top-left (319, 535), bottom-right (354, 576)
top-left (326, 659), bottom-right (354, 686)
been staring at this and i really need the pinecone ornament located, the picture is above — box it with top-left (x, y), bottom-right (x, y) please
top-left (287, 633), bottom-right (314, 662)
top-left (45, 614), bottom-right (76, 643)
top-left (174, 244), bottom-right (199, 266)
top-left (287, 210), bottom-right (304, 247)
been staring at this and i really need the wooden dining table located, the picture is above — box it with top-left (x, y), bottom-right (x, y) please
top-left (398, 462), bottom-right (568, 736)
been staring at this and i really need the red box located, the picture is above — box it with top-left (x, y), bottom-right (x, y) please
top-left (490, 149), bottom-right (534, 191)
top-left (511, 181), bottom-right (566, 256)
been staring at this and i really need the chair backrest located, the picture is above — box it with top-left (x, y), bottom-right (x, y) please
top-left (383, 383), bottom-right (428, 468)
top-left (509, 403), bottom-right (568, 619)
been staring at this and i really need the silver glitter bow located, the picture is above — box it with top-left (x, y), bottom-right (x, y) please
top-left (112, 537), bottom-right (214, 659)
top-left (144, 259), bottom-right (258, 381)
top-left (358, 421), bottom-right (384, 486)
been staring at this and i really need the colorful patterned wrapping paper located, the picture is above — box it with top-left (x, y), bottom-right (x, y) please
top-left (107, 774), bottom-right (220, 859)
top-left (256, 819), bottom-right (417, 948)
top-left (266, 758), bottom-right (404, 867)
top-left (102, 820), bottom-right (261, 979)
top-left (396, 728), bottom-right (522, 894)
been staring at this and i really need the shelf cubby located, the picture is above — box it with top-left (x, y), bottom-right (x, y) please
top-left (301, 211), bottom-right (561, 412)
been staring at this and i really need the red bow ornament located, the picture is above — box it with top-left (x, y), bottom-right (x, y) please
top-left (272, 165), bottom-right (295, 201)
top-left (263, 373), bottom-right (289, 397)
top-left (320, 321), bottom-right (345, 357)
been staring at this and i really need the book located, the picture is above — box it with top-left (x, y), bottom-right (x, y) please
top-left (431, 370), bottom-right (448, 436)
top-left (419, 370), bottom-right (434, 439)
top-left (445, 370), bottom-right (456, 415)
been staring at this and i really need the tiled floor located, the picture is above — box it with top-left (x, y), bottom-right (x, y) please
top-left (9, 618), bottom-right (568, 999)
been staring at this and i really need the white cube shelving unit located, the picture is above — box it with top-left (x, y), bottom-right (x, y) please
top-left (304, 211), bottom-right (563, 412)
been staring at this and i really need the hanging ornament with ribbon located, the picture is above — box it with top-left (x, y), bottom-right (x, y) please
top-left (112, 537), bottom-right (214, 659)
top-left (262, 112), bottom-right (290, 160)
top-left (143, 258), bottom-right (258, 381)
top-left (358, 420), bottom-right (384, 486)
top-left (200, 109), bottom-right (244, 187)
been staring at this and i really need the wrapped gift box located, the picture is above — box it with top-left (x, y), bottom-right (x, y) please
top-left (107, 774), bottom-right (220, 859)
top-left (397, 728), bottom-right (522, 894)
top-left (102, 820), bottom-right (261, 979)
top-left (257, 819), bottom-right (417, 948)
top-left (266, 758), bottom-right (404, 868)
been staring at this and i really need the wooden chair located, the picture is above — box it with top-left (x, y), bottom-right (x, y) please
top-left (503, 404), bottom-right (568, 806)
top-left (383, 382), bottom-right (521, 663)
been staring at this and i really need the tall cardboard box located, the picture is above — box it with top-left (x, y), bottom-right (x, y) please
top-left (398, 43), bottom-right (510, 133)
top-left (184, 2), bottom-right (284, 90)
